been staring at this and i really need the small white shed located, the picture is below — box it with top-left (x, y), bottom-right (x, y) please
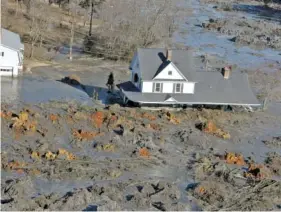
top-left (0, 28), bottom-right (24, 77)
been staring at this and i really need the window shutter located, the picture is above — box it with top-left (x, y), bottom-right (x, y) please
top-left (153, 83), bottom-right (155, 92)
top-left (173, 83), bottom-right (175, 93)
top-left (161, 83), bottom-right (163, 93)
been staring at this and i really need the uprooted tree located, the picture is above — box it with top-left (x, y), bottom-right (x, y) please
top-left (83, 0), bottom-right (181, 61)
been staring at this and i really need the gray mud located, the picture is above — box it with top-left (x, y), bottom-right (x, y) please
top-left (1, 100), bottom-right (281, 210)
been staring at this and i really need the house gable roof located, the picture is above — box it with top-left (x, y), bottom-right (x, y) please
top-left (135, 48), bottom-right (196, 81)
top-left (1, 28), bottom-right (23, 51)
top-left (153, 62), bottom-right (188, 81)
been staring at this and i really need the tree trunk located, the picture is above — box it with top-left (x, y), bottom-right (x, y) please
top-left (89, 0), bottom-right (94, 36)
top-left (15, 0), bottom-right (19, 16)
top-left (30, 42), bottom-right (35, 58)
top-left (69, 20), bottom-right (74, 60)
top-left (39, 36), bottom-right (43, 47)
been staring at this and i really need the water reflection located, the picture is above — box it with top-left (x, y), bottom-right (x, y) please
top-left (1, 77), bottom-right (22, 109)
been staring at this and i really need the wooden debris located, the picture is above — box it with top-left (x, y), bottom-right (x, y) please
top-left (45, 151), bottom-right (57, 160)
top-left (91, 111), bottom-right (104, 128)
top-left (203, 120), bottom-right (231, 139)
top-left (225, 152), bottom-right (245, 166)
top-left (49, 114), bottom-right (59, 123)
top-left (166, 112), bottom-right (180, 124)
top-left (72, 129), bottom-right (102, 141)
top-left (6, 161), bottom-right (26, 170)
top-left (57, 148), bottom-right (76, 160)
top-left (197, 186), bottom-right (207, 195)
top-left (139, 147), bottom-right (150, 158)
top-left (244, 164), bottom-right (271, 180)
top-left (102, 144), bottom-right (115, 152)
top-left (11, 111), bottom-right (37, 134)
top-left (0, 110), bottom-right (13, 119)
top-left (142, 112), bottom-right (157, 121)
top-left (147, 123), bottom-right (161, 131)
top-left (31, 151), bottom-right (40, 160)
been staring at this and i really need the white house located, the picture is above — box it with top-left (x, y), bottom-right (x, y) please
top-left (0, 28), bottom-right (24, 77)
top-left (117, 48), bottom-right (260, 107)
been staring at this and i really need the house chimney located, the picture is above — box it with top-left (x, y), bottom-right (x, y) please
top-left (222, 66), bottom-right (232, 79)
top-left (166, 49), bottom-right (172, 61)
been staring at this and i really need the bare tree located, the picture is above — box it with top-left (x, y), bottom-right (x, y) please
top-left (85, 0), bottom-right (179, 61)
top-left (27, 1), bottom-right (52, 58)
top-left (68, 0), bottom-right (79, 60)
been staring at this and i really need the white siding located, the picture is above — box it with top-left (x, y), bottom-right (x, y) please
top-left (183, 82), bottom-right (195, 94)
top-left (0, 45), bottom-right (21, 76)
top-left (162, 82), bottom-right (173, 93)
top-left (154, 63), bottom-right (185, 80)
top-left (142, 81), bottom-right (153, 93)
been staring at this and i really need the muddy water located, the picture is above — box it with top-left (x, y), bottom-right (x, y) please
top-left (174, 0), bottom-right (281, 69)
top-left (0, 76), bottom-right (91, 105)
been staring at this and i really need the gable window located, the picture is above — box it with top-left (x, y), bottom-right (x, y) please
top-left (175, 83), bottom-right (182, 93)
top-left (154, 83), bottom-right (162, 93)
top-left (168, 71), bottom-right (172, 75)
top-left (134, 73), bottom-right (139, 83)
top-left (1, 52), bottom-right (4, 57)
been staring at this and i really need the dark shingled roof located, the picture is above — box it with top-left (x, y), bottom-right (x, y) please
top-left (1, 28), bottom-right (24, 51)
top-left (133, 48), bottom-right (196, 81)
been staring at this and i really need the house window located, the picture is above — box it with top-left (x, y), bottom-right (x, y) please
top-left (168, 71), bottom-right (172, 75)
top-left (154, 83), bottom-right (162, 93)
top-left (1, 52), bottom-right (4, 57)
top-left (134, 73), bottom-right (139, 83)
top-left (1, 69), bottom-right (12, 72)
top-left (175, 83), bottom-right (182, 93)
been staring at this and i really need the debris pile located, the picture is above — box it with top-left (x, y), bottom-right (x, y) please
top-left (224, 152), bottom-right (245, 165)
top-left (97, 144), bottom-right (115, 152)
top-left (11, 111), bottom-right (37, 135)
top-left (49, 114), bottom-right (59, 123)
top-left (141, 112), bottom-right (157, 121)
top-left (166, 112), bottom-right (180, 124)
top-left (0, 110), bottom-right (13, 119)
top-left (72, 129), bottom-right (102, 141)
top-left (147, 123), bottom-right (161, 131)
top-left (61, 75), bottom-right (81, 86)
top-left (201, 120), bottom-right (231, 139)
top-left (91, 111), bottom-right (105, 128)
top-left (243, 164), bottom-right (272, 180)
top-left (139, 147), bottom-right (150, 158)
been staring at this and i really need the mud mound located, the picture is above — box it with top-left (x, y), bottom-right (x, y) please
top-left (263, 136), bottom-right (281, 148)
top-left (202, 18), bottom-right (281, 49)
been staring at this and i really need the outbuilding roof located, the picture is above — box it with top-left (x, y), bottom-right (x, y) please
top-left (1, 28), bottom-right (24, 51)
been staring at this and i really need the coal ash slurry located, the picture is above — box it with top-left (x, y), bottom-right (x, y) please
top-left (174, 0), bottom-right (281, 69)
top-left (0, 75), bottom-right (92, 105)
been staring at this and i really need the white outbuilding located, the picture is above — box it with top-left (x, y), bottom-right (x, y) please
top-left (0, 28), bottom-right (24, 77)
